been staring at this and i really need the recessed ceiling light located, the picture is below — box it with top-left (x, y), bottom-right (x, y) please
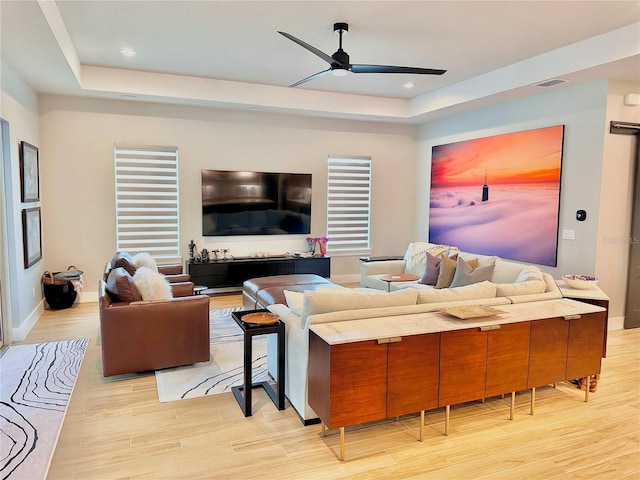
top-left (120, 47), bottom-right (137, 57)
top-left (403, 82), bottom-right (415, 90)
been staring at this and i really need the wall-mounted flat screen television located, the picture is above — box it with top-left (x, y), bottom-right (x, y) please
top-left (202, 169), bottom-right (312, 236)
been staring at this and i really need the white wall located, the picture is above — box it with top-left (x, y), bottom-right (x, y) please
top-left (0, 63), bottom-right (44, 339)
top-left (597, 79), bottom-right (640, 321)
top-left (38, 95), bottom-right (418, 299)
top-left (416, 81), bottom-right (629, 309)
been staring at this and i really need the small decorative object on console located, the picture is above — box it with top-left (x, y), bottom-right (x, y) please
top-left (316, 237), bottom-right (329, 256)
top-left (562, 274), bottom-right (599, 290)
top-left (200, 249), bottom-right (209, 262)
top-left (306, 237), bottom-right (317, 254)
top-left (188, 239), bottom-right (197, 261)
top-left (439, 304), bottom-right (507, 319)
top-left (241, 311), bottom-right (279, 325)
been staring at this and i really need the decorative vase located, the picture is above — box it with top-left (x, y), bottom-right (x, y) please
top-left (317, 237), bottom-right (328, 256)
top-left (306, 237), bottom-right (317, 254)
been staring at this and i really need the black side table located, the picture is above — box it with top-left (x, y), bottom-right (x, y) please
top-left (231, 309), bottom-right (286, 417)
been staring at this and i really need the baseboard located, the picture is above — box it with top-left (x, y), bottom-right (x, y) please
top-left (608, 315), bottom-right (624, 331)
top-left (12, 300), bottom-right (44, 341)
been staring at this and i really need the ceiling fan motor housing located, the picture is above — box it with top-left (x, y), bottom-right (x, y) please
top-left (333, 22), bottom-right (348, 34)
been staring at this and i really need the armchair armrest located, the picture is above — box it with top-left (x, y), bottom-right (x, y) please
top-left (158, 263), bottom-right (184, 275)
top-left (170, 281), bottom-right (195, 297)
top-left (361, 259), bottom-right (406, 277)
top-left (360, 259), bottom-right (408, 288)
top-left (165, 273), bottom-right (190, 283)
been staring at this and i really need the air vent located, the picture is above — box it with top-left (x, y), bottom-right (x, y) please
top-left (534, 79), bottom-right (568, 88)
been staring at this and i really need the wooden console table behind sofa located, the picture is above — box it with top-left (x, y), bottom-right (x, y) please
top-left (308, 298), bottom-right (607, 460)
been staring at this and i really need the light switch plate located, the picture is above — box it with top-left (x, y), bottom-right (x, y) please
top-left (562, 229), bottom-right (575, 240)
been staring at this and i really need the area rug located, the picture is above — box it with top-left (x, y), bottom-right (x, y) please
top-left (155, 307), bottom-right (270, 402)
top-left (0, 338), bottom-right (88, 480)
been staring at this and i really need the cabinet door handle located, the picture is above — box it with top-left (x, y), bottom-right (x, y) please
top-left (479, 325), bottom-right (501, 332)
top-left (377, 336), bottom-right (402, 344)
top-left (563, 315), bottom-right (581, 320)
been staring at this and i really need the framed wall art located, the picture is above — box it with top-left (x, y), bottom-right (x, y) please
top-left (429, 125), bottom-right (564, 267)
top-left (20, 141), bottom-right (39, 202)
top-left (22, 207), bottom-right (42, 268)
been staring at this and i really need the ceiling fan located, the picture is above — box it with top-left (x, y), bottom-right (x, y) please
top-left (278, 22), bottom-right (446, 88)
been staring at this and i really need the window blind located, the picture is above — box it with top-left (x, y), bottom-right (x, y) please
top-left (114, 144), bottom-right (180, 261)
top-left (327, 156), bottom-right (372, 252)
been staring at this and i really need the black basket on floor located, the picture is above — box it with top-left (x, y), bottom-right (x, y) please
top-left (42, 267), bottom-right (82, 310)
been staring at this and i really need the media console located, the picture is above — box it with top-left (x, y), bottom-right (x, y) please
top-left (187, 255), bottom-right (330, 292)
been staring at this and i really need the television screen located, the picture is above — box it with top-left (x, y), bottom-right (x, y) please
top-left (202, 169), bottom-right (312, 236)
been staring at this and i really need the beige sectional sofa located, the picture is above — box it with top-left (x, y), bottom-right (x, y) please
top-left (266, 242), bottom-right (562, 423)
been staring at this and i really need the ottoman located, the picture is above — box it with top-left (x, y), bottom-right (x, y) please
top-left (242, 274), bottom-right (335, 310)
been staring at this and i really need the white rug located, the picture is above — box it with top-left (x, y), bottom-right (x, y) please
top-left (155, 307), bottom-right (271, 402)
top-left (0, 338), bottom-right (88, 480)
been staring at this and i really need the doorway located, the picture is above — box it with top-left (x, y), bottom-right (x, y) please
top-left (611, 121), bottom-right (640, 329)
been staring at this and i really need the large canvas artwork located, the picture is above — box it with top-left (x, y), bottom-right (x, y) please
top-left (429, 125), bottom-right (564, 267)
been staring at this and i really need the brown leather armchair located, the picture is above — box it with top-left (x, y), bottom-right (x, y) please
top-left (99, 252), bottom-right (210, 377)
top-left (99, 281), bottom-right (210, 377)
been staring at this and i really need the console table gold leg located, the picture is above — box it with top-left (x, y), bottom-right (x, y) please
top-left (419, 410), bottom-right (424, 442)
top-left (510, 391), bottom-right (515, 420)
top-left (339, 427), bottom-right (345, 461)
top-left (530, 387), bottom-right (536, 415)
top-left (445, 405), bottom-right (450, 436)
top-left (584, 376), bottom-right (590, 403)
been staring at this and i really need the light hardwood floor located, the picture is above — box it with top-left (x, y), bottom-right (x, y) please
top-left (17, 296), bottom-right (640, 479)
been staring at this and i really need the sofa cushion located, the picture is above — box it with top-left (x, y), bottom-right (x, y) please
top-left (458, 252), bottom-right (499, 268)
top-left (284, 290), bottom-right (304, 315)
top-left (111, 251), bottom-right (136, 276)
top-left (133, 267), bottom-right (173, 301)
top-left (496, 280), bottom-right (547, 297)
top-left (515, 265), bottom-right (544, 283)
top-left (450, 256), bottom-right (496, 288)
top-left (418, 252), bottom-right (441, 286)
top-left (105, 267), bottom-right (142, 303)
top-left (133, 252), bottom-right (158, 272)
top-left (416, 281), bottom-right (497, 304)
top-left (491, 259), bottom-right (526, 283)
top-left (302, 288), bottom-right (419, 326)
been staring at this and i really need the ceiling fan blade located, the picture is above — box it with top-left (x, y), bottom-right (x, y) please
top-left (289, 68), bottom-right (332, 88)
top-left (278, 31), bottom-right (338, 66)
top-left (350, 64), bottom-right (446, 75)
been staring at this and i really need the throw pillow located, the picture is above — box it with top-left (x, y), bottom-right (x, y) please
top-left (105, 267), bottom-right (142, 303)
top-left (435, 253), bottom-right (458, 289)
top-left (419, 252), bottom-right (441, 286)
top-left (450, 256), bottom-right (495, 288)
top-left (283, 289), bottom-right (304, 316)
top-left (133, 252), bottom-right (158, 272)
top-left (133, 266), bottom-right (173, 301)
top-left (111, 251), bottom-right (136, 276)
